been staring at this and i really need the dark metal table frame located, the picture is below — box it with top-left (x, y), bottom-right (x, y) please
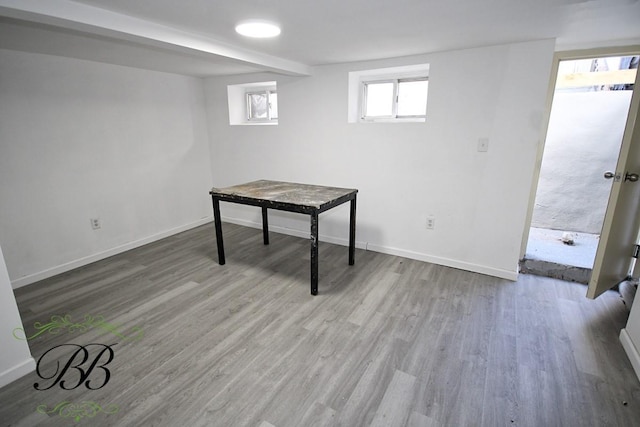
top-left (210, 181), bottom-right (357, 295)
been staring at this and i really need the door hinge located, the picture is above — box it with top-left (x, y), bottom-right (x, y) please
top-left (633, 244), bottom-right (640, 259)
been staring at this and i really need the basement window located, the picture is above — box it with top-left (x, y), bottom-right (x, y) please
top-left (348, 64), bottom-right (429, 123)
top-left (362, 78), bottom-right (428, 120)
top-left (247, 90), bottom-right (278, 122)
top-left (228, 81), bottom-right (278, 125)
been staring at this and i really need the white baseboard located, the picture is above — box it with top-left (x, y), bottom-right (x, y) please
top-left (12, 215), bottom-right (518, 289)
top-left (11, 217), bottom-right (214, 289)
top-left (0, 357), bottom-right (35, 389)
top-left (365, 243), bottom-right (518, 281)
top-left (620, 328), bottom-right (640, 382)
top-left (222, 216), bottom-right (518, 281)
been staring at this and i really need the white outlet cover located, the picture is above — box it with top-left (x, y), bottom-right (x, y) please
top-left (426, 215), bottom-right (435, 229)
top-left (478, 138), bottom-right (489, 152)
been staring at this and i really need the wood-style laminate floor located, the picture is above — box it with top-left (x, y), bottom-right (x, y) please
top-left (2, 223), bottom-right (639, 426)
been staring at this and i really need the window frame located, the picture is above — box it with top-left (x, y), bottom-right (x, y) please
top-left (361, 77), bottom-right (428, 121)
top-left (348, 64), bottom-right (430, 124)
top-left (246, 89), bottom-right (278, 122)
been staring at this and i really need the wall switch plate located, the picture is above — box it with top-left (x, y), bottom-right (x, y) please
top-left (478, 138), bottom-right (489, 152)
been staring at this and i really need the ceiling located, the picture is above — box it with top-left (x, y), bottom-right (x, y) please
top-left (0, 0), bottom-right (639, 77)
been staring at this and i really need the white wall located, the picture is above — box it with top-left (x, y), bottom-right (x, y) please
top-left (0, 243), bottom-right (35, 388)
top-left (0, 39), bottom-right (555, 286)
top-left (532, 90), bottom-right (633, 234)
top-left (204, 40), bottom-right (556, 280)
top-left (621, 294), bottom-right (640, 381)
top-left (0, 49), bottom-right (214, 287)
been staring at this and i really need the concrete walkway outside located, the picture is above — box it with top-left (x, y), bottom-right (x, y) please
top-left (521, 227), bottom-right (599, 283)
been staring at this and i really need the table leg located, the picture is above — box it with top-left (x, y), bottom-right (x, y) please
top-left (310, 211), bottom-right (319, 295)
top-left (261, 206), bottom-right (269, 245)
top-left (212, 197), bottom-right (225, 265)
top-left (349, 195), bottom-right (356, 265)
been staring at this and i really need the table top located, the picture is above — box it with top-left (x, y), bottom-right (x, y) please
top-left (210, 180), bottom-right (357, 210)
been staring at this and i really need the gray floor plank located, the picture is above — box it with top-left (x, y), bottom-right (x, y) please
top-left (369, 369), bottom-right (416, 427)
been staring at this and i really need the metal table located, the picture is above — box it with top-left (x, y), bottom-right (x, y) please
top-left (209, 180), bottom-right (358, 295)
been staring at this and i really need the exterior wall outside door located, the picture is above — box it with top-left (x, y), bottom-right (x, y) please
top-left (532, 90), bottom-right (632, 235)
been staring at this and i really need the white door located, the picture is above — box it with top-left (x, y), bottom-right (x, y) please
top-left (587, 67), bottom-right (640, 299)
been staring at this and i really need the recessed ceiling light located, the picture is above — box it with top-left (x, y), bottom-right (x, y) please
top-left (235, 20), bottom-right (281, 38)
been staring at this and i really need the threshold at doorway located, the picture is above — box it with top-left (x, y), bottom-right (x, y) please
top-left (520, 227), bottom-right (598, 284)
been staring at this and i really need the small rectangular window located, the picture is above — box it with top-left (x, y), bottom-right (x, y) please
top-left (247, 90), bottom-right (277, 122)
top-left (348, 64), bottom-right (429, 123)
top-left (228, 81), bottom-right (278, 126)
top-left (362, 77), bottom-right (428, 121)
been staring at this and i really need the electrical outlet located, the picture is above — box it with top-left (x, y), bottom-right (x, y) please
top-left (478, 137), bottom-right (489, 152)
top-left (426, 215), bottom-right (435, 230)
top-left (90, 218), bottom-right (101, 230)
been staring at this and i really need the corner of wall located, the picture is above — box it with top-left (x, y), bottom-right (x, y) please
top-left (0, 244), bottom-right (35, 389)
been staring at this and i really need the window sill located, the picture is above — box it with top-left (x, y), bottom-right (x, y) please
top-left (358, 117), bottom-right (426, 123)
top-left (230, 121), bottom-right (279, 126)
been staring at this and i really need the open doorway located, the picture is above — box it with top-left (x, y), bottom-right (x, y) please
top-left (521, 54), bottom-right (638, 283)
